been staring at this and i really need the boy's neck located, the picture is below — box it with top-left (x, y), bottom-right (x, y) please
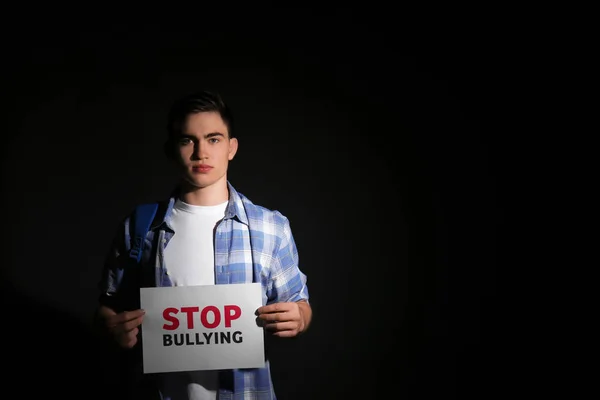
top-left (179, 179), bottom-right (229, 206)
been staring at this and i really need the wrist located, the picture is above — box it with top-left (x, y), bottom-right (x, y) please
top-left (296, 301), bottom-right (311, 334)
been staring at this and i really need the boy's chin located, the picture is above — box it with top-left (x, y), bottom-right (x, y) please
top-left (181, 176), bottom-right (209, 190)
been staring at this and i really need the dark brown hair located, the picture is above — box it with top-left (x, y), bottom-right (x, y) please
top-left (166, 90), bottom-right (235, 139)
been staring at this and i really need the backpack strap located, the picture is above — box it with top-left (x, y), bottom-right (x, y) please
top-left (129, 202), bottom-right (159, 263)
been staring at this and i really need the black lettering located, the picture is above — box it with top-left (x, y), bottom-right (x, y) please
top-left (195, 332), bottom-right (204, 345)
top-left (164, 331), bottom-right (243, 346)
top-left (174, 334), bottom-right (184, 346)
top-left (233, 331), bottom-right (243, 343)
top-left (186, 333), bottom-right (194, 345)
top-left (220, 331), bottom-right (231, 344)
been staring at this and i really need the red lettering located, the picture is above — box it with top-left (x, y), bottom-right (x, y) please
top-left (200, 305), bottom-right (221, 329)
top-left (162, 305), bottom-right (241, 330)
top-left (224, 305), bottom-right (241, 327)
top-left (162, 307), bottom-right (179, 330)
top-left (181, 306), bottom-right (200, 329)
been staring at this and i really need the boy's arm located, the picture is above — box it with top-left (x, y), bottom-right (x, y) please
top-left (257, 215), bottom-right (312, 337)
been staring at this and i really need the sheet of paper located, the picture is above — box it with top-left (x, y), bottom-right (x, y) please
top-left (140, 283), bottom-right (265, 373)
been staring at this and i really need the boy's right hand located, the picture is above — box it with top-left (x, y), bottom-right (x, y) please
top-left (100, 307), bottom-right (145, 349)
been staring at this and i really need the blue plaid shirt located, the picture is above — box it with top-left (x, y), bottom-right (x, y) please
top-left (98, 181), bottom-right (309, 399)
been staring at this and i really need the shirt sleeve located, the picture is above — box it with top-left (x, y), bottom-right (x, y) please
top-left (266, 215), bottom-right (310, 305)
top-left (97, 215), bottom-right (134, 311)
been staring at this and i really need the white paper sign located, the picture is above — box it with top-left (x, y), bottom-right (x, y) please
top-left (140, 283), bottom-right (265, 373)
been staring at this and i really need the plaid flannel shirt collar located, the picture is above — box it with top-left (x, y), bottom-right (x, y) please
top-left (152, 181), bottom-right (249, 233)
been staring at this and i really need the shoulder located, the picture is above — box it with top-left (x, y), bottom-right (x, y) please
top-left (236, 190), bottom-right (291, 232)
top-left (118, 198), bottom-right (170, 232)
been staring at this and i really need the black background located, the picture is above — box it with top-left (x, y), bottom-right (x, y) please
top-left (1, 9), bottom-right (504, 400)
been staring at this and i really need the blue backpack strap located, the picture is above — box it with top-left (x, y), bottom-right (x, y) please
top-left (129, 202), bottom-right (159, 263)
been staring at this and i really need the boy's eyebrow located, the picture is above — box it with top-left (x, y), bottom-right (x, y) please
top-left (181, 132), bottom-right (225, 138)
top-left (204, 132), bottom-right (225, 138)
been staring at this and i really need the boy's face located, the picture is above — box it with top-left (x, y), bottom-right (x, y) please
top-left (174, 111), bottom-right (238, 190)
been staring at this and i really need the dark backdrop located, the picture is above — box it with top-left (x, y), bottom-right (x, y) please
top-left (0, 10), bottom-right (502, 400)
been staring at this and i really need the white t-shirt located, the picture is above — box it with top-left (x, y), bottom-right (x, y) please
top-left (160, 198), bottom-right (228, 400)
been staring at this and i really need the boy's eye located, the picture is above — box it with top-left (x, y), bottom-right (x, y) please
top-left (179, 138), bottom-right (192, 145)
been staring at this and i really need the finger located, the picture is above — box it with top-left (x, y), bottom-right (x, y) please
top-left (124, 337), bottom-right (138, 348)
top-left (257, 303), bottom-right (291, 315)
top-left (111, 315), bottom-right (144, 335)
top-left (272, 330), bottom-right (299, 338)
top-left (265, 321), bottom-right (297, 332)
top-left (120, 328), bottom-right (139, 348)
top-left (269, 323), bottom-right (301, 337)
top-left (107, 310), bottom-right (145, 327)
top-left (121, 315), bottom-right (144, 332)
top-left (259, 312), bottom-right (287, 323)
top-left (113, 309), bottom-right (146, 324)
